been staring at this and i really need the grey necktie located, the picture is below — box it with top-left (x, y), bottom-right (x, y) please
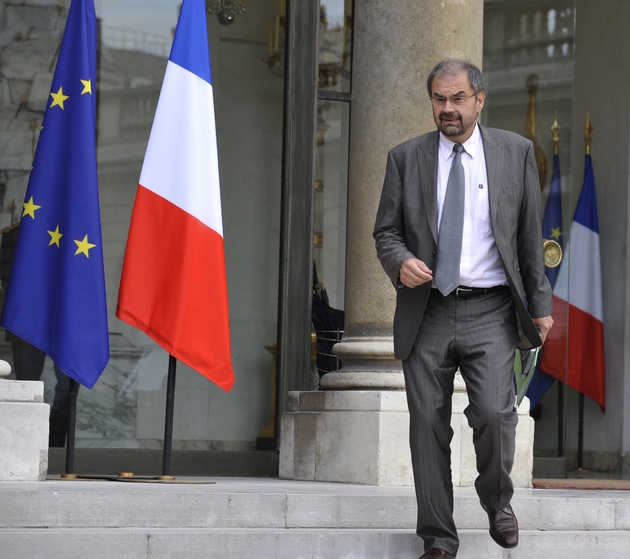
top-left (434, 143), bottom-right (465, 296)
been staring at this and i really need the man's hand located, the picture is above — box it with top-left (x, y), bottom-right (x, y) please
top-left (533, 315), bottom-right (554, 344)
top-left (399, 258), bottom-right (433, 288)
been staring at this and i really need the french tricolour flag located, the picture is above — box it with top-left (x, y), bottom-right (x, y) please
top-left (116, 0), bottom-right (234, 391)
top-left (540, 154), bottom-right (605, 410)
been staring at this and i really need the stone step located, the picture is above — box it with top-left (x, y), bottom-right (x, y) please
top-left (1, 478), bottom-right (629, 558)
top-left (2, 478), bottom-right (629, 531)
top-left (1, 528), bottom-right (629, 559)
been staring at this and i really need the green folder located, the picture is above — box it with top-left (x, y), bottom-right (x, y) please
top-left (514, 347), bottom-right (540, 406)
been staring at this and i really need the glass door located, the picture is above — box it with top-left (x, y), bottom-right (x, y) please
top-left (483, 0), bottom-right (613, 480)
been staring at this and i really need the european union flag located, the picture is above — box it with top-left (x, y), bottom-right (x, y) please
top-left (526, 153), bottom-right (563, 407)
top-left (542, 154), bottom-right (564, 285)
top-left (1, 0), bottom-right (109, 389)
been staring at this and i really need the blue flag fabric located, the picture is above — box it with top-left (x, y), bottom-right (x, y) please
top-left (1, 0), bottom-right (109, 389)
top-left (542, 155), bottom-right (564, 284)
top-left (526, 154), bottom-right (563, 407)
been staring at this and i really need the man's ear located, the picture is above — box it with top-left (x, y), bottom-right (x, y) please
top-left (476, 90), bottom-right (486, 112)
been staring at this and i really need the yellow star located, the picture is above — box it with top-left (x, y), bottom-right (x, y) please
top-left (22, 196), bottom-right (42, 219)
top-left (80, 79), bottom-right (92, 95)
top-left (550, 227), bottom-right (562, 240)
top-left (48, 225), bottom-right (63, 247)
top-left (74, 234), bottom-right (96, 258)
top-left (49, 86), bottom-right (69, 110)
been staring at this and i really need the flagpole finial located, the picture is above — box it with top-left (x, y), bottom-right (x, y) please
top-left (525, 74), bottom-right (539, 140)
top-left (584, 110), bottom-right (593, 155)
top-left (550, 110), bottom-right (560, 156)
top-left (524, 74), bottom-right (548, 190)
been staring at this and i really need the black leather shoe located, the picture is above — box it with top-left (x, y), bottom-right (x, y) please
top-left (419, 548), bottom-right (456, 559)
top-left (481, 502), bottom-right (519, 548)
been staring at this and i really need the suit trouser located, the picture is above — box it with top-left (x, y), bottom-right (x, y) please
top-left (402, 288), bottom-right (519, 556)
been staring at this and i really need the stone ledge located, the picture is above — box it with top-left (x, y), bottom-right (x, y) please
top-left (0, 379), bottom-right (44, 402)
top-left (288, 390), bottom-right (408, 412)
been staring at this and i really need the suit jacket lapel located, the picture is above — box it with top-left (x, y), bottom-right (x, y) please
top-left (480, 125), bottom-right (504, 227)
top-left (417, 132), bottom-right (439, 244)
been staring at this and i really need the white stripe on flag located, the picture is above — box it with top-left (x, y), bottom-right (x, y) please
top-left (557, 221), bottom-right (603, 321)
top-left (139, 60), bottom-right (223, 236)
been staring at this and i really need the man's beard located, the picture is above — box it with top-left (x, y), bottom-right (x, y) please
top-left (438, 112), bottom-right (465, 137)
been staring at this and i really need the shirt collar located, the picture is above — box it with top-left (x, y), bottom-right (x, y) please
top-left (438, 122), bottom-right (480, 161)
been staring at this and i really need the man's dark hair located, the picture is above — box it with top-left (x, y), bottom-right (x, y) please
top-left (426, 59), bottom-right (485, 97)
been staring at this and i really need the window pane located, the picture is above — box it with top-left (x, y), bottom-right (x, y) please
top-left (0, 0), bottom-right (283, 455)
top-left (318, 0), bottom-right (352, 93)
top-left (483, 0), bottom-right (575, 468)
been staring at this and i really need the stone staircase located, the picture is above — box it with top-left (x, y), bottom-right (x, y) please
top-left (0, 477), bottom-right (629, 558)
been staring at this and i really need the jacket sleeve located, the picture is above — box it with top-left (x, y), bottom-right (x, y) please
top-left (373, 149), bottom-right (416, 289)
top-left (517, 141), bottom-right (553, 318)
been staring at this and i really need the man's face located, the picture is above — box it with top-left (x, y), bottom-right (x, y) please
top-left (430, 71), bottom-right (485, 144)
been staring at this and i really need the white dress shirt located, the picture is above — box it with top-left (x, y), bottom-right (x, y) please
top-left (436, 123), bottom-right (507, 288)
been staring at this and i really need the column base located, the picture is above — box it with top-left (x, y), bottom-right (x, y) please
top-left (320, 336), bottom-right (404, 389)
top-left (280, 390), bottom-right (412, 485)
top-left (280, 376), bottom-right (534, 487)
top-left (319, 371), bottom-right (405, 390)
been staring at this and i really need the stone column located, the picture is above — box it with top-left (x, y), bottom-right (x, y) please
top-left (322, 0), bottom-right (484, 389)
top-left (280, 0), bottom-right (536, 487)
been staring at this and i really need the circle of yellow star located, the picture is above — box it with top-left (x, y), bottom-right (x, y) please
top-left (80, 79), bottom-right (92, 95)
top-left (50, 86), bottom-right (69, 110)
top-left (48, 225), bottom-right (63, 247)
top-left (22, 196), bottom-right (42, 219)
top-left (74, 234), bottom-right (96, 258)
top-left (550, 227), bottom-right (562, 240)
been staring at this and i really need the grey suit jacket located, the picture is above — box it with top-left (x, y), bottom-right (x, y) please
top-left (373, 125), bottom-right (553, 361)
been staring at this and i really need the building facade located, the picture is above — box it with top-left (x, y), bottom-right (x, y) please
top-left (0, 0), bottom-right (628, 477)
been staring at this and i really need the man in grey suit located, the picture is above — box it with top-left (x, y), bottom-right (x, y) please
top-left (373, 59), bottom-right (553, 559)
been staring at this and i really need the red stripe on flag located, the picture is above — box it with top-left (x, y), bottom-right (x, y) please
top-left (117, 186), bottom-right (234, 391)
top-left (566, 304), bottom-right (605, 410)
top-left (540, 295), bottom-right (567, 381)
top-left (540, 295), bottom-right (605, 410)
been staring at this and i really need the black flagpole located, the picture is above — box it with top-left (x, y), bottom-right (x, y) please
top-left (161, 354), bottom-right (177, 479)
top-left (63, 378), bottom-right (80, 477)
top-left (577, 392), bottom-right (585, 469)
top-left (557, 381), bottom-right (564, 458)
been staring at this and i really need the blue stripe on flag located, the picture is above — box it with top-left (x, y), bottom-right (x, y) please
top-left (169, 0), bottom-right (212, 85)
top-left (573, 155), bottom-right (599, 234)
